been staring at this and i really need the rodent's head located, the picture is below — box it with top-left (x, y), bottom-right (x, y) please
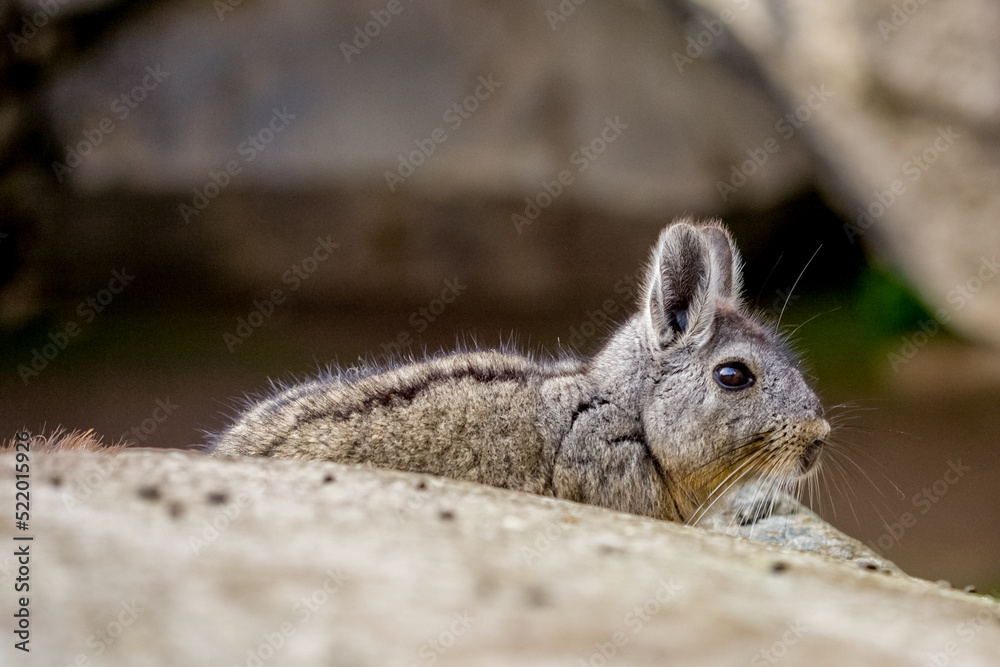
top-left (635, 219), bottom-right (829, 522)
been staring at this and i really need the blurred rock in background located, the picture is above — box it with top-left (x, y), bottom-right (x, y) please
top-left (3, 0), bottom-right (840, 325)
top-left (688, 0), bottom-right (1000, 347)
top-left (3, 0), bottom-right (998, 346)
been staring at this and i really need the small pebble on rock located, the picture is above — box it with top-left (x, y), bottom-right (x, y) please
top-left (207, 491), bottom-right (228, 505)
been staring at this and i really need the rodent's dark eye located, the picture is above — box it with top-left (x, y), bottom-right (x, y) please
top-left (713, 362), bottom-right (755, 391)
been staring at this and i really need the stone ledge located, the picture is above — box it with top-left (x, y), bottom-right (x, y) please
top-left (2, 450), bottom-right (998, 666)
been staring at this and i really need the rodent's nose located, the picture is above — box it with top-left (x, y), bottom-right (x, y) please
top-left (800, 439), bottom-right (823, 472)
top-left (799, 417), bottom-right (830, 445)
top-left (816, 418), bottom-right (831, 442)
top-left (797, 420), bottom-right (829, 475)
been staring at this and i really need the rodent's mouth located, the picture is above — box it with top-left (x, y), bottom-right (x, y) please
top-left (796, 439), bottom-right (824, 476)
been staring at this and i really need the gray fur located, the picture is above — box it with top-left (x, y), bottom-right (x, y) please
top-left (210, 219), bottom-right (830, 523)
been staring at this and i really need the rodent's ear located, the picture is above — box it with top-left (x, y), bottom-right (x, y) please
top-left (698, 220), bottom-right (744, 304)
top-left (644, 220), bottom-right (716, 349)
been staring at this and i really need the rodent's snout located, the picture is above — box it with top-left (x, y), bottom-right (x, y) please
top-left (815, 417), bottom-right (831, 442)
top-left (799, 439), bottom-right (823, 474)
top-left (796, 418), bottom-right (830, 475)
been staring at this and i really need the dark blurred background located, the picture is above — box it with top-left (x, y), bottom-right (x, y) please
top-left (1, 1), bottom-right (998, 592)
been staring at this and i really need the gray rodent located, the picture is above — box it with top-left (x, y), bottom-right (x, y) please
top-left (210, 219), bottom-right (830, 523)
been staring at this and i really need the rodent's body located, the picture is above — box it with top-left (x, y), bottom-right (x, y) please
top-left (212, 220), bottom-right (830, 523)
top-left (212, 344), bottom-right (689, 519)
top-left (226, 351), bottom-right (566, 496)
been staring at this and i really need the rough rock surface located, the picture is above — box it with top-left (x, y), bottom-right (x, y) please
top-left (702, 483), bottom-right (904, 574)
top-left (3, 449), bottom-right (998, 666)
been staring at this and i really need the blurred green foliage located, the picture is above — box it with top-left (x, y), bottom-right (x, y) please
top-left (785, 265), bottom-right (953, 394)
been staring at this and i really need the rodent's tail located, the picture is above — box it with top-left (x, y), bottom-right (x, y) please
top-left (1, 428), bottom-right (127, 453)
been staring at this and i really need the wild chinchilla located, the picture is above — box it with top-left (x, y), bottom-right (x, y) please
top-left (210, 219), bottom-right (829, 523)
